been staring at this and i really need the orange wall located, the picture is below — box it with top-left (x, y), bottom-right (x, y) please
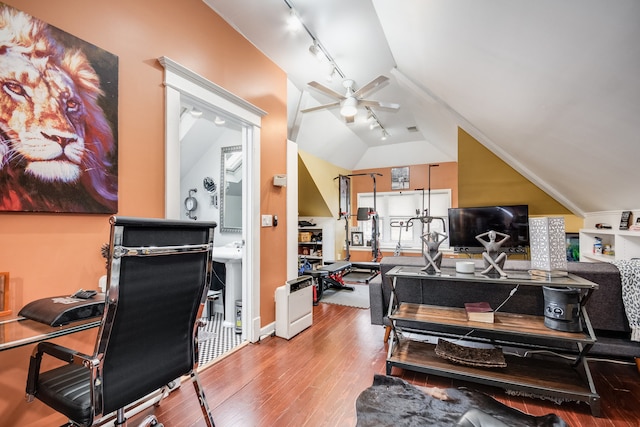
top-left (350, 163), bottom-right (459, 218)
top-left (351, 162), bottom-right (458, 225)
top-left (346, 163), bottom-right (458, 261)
top-left (0, 1), bottom-right (287, 424)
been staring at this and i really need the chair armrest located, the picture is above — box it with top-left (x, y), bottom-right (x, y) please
top-left (26, 342), bottom-right (89, 401)
top-left (36, 341), bottom-right (78, 362)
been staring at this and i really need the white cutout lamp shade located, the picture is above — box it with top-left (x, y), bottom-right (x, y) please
top-left (529, 217), bottom-right (568, 272)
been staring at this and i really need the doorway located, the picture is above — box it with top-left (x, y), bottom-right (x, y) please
top-left (159, 57), bottom-right (265, 353)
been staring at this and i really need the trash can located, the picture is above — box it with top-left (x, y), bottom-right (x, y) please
top-left (235, 300), bottom-right (242, 334)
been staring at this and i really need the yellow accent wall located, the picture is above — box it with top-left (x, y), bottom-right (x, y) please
top-left (298, 150), bottom-right (351, 218)
top-left (298, 157), bottom-right (333, 218)
top-left (298, 150), bottom-right (351, 257)
top-left (458, 128), bottom-right (582, 232)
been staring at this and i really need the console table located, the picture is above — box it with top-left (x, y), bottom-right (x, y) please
top-left (385, 265), bottom-right (601, 416)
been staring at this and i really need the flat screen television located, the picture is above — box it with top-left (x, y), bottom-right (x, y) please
top-left (448, 205), bottom-right (529, 253)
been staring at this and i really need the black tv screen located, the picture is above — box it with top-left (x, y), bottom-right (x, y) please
top-left (448, 205), bottom-right (529, 253)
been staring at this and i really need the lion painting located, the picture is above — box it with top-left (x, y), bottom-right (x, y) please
top-left (0, 4), bottom-right (117, 213)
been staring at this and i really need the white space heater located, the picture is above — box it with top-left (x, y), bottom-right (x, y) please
top-left (275, 275), bottom-right (313, 339)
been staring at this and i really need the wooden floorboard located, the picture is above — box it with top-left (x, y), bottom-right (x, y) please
top-left (152, 302), bottom-right (639, 426)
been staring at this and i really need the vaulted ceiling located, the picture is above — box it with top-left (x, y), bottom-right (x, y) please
top-left (204, 0), bottom-right (640, 216)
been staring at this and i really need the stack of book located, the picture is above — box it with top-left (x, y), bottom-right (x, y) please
top-left (464, 302), bottom-right (494, 323)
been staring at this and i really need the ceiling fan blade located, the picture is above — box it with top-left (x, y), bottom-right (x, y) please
top-left (307, 81), bottom-right (346, 100)
top-left (352, 76), bottom-right (389, 99)
top-left (301, 101), bottom-right (341, 113)
top-left (360, 100), bottom-right (400, 111)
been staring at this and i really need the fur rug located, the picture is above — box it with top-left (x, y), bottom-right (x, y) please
top-left (355, 375), bottom-right (568, 427)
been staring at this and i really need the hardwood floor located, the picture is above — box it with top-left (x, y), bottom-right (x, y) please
top-left (153, 303), bottom-right (639, 426)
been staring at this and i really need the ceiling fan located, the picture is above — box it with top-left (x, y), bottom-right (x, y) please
top-left (301, 76), bottom-right (400, 123)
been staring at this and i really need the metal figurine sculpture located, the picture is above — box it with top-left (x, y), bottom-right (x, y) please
top-left (421, 231), bottom-right (448, 274)
top-left (476, 230), bottom-right (510, 277)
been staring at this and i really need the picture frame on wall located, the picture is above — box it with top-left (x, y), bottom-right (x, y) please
top-left (351, 231), bottom-right (364, 246)
top-left (0, 4), bottom-right (119, 214)
top-left (391, 166), bottom-right (409, 190)
top-left (0, 272), bottom-right (11, 317)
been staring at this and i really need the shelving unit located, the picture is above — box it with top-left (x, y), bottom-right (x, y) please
top-left (385, 266), bottom-right (601, 416)
top-left (579, 210), bottom-right (640, 262)
top-left (298, 217), bottom-right (335, 270)
top-left (578, 228), bottom-right (640, 262)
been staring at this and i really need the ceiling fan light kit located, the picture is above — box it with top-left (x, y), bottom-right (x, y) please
top-left (340, 96), bottom-right (358, 117)
top-left (304, 75), bottom-right (400, 132)
top-left (284, 0), bottom-right (400, 138)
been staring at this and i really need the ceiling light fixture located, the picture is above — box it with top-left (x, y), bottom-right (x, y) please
top-left (326, 65), bottom-right (336, 82)
top-left (308, 41), bottom-right (326, 62)
top-left (286, 9), bottom-right (302, 32)
top-left (340, 96), bottom-right (358, 118)
top-left (189, 107), bottom-right (203, 118)
top-left (283, 0), bottom-right (344, 80)
top-left (366, 106), bottom-right (387, 136)
top-left (283, 0), bottom-right (389, 135)
top-left (214, 116), bottom-right (226, 125)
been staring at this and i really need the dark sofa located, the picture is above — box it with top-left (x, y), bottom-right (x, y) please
top-left (369, 256), bottom-right (640, 358)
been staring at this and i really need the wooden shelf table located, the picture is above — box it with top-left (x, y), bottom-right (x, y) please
top-left (385, 266), bottom-right (601, 416)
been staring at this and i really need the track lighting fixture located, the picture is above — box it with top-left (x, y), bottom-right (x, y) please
top-left (326, 65), bottom-right (336, 82)
top-left (308, 41), bottom-right (322, 59)
top-left (284, 0), bottom-right (391, 137)
top-left (286, 9), bottom-right (302, 32)
top-left (309, 40), bottom-right (327, 62)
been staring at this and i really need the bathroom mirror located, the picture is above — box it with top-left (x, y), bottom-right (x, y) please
top-left (220, 145), bottom-right (242, 232)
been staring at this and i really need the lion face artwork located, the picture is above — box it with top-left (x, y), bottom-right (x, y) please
top-left (0, 4), bottom-right (118, 213)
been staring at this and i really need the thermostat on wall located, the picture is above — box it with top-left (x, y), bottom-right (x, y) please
top-left (273, 174), bottom-right (287, 187)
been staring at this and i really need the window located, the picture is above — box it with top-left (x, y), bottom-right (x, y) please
top-left (356, 189), bottom-right (451, 251)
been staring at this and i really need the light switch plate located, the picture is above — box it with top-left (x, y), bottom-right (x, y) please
top-left (261, 214), bottom-right (273, 227)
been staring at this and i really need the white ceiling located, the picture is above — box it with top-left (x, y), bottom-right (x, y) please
top-left (204, 0), bottom-right (640, 215)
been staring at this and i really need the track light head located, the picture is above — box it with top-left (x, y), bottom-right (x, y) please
top-left (286, 10), bottom-right (302, 32)
top-left (308, 41), bottom-right (327, 62)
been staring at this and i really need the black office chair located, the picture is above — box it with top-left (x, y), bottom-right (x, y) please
top-left (25, 216), bottom-right (217, 427)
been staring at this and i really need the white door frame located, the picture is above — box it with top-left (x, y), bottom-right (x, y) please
top-left (159, 57), bottom-right (265, 342)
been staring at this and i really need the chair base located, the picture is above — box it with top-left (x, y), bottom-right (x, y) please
top-left (191, 370), bottom-right (215, 427)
